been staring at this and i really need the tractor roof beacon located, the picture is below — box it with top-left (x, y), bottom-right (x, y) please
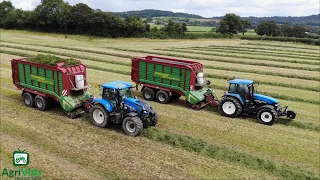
top-left (89, 81), bottom-right (158, 136)
top-left (219, 79), bottom-right (296, 125)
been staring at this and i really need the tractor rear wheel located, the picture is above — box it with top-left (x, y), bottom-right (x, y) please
top-left (156, 90), bottom-right (171, 104)
top-left (90, 104), bottom-right (109, 128)
top-left (122, 116), bottom-right (143, 136)
top-left (257, 107), bottom-right (278, 125)
top-left (142, 87), bottom-right (156, 101)
top-left (34, 95), bottom-right (49, 111)
top-left (219, 97), bottom-right (242, 118)
top-left (23, 92), bottom-right (34, 107)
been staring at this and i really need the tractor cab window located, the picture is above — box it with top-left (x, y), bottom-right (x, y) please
top-left (238, 84), bottom-right (251, 103)
top-left (120, 88), bottom-right (133, 99)
top-left (102, 88), bottom-right (117, 108)
top-left (229, 84), bottom-right (237, 93)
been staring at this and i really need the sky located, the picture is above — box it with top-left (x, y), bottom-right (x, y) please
top-left (8, 0), bottom-right (320, 17)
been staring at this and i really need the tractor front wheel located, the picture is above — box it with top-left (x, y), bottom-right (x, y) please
top-left (257, 107), bottom-right (278, 125)
top-left (122, 116), bottom-right (143, 136)
top-left (219, 97), bottom-right (242, 118)
top-left (90, 104), bottom-right (109, 128)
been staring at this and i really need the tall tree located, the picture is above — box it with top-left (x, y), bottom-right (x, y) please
top-left (239, 20), bottom-right (251, 35)
top-left (0, 1), bottom-right (14, 27)
top-left (216, 13), bottom-right (241, 35)
top-left (256, 20), bottom-right (279, 36)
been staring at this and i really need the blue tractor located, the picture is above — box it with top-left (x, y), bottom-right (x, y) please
top-left (89, 81), bottom-right (158, 136)
top-left (219, 79), bottom-right (296, 125)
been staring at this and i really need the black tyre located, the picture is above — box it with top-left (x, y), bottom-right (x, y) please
top-left (286, 110), bottom-right (296, 119)
top-left (219, 96), bottom-right (243, 118)
top-left (34, 95), bottom-right (49, 111)
top-left (156, 90), bottom-right (171, 104)
top-left (257, 107), bottom-right (278, 125)
top-left (23, 92), bottom-right (34, 107)
top-left (171, 92), bottom-right (181, 100)
top-left (90, 104), bottom-right (109, 128)
top-left (142, 87), bottom-right (156, 101)
top-left (122, 116), bottom-right (143, 136)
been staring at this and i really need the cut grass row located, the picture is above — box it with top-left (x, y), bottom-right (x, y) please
top-left (186, 46), bottom-right (320, 60)
top-left (2, 48), bottom-right (320, 98)
top-left (2, 40), bottom-right (319, 72)
top-left (209, 44), bottom-right (320, 55)
top-left (242, 42), bottom-right (320, 50)
top-left (157, 48), bottom-right (320, 65)
top-left (106, 47), bottom-right (320, 71)
top-left (143, 128), bottom-right (318, 180)
top-left (1, 74), bottom-right (319, 178)
top-left (2, 43), bottom-right (319, 82)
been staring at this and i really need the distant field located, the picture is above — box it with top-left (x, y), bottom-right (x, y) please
top-left (150, 24), bottom-right (213, 32)
top-left (0, 29), bottom-right (319, 179)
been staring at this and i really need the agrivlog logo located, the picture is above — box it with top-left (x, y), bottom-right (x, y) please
top-left (1, 149), bottom-right (42, 180)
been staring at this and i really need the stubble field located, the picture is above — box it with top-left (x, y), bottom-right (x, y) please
top-left (0, 29), bottom-right (319, 179)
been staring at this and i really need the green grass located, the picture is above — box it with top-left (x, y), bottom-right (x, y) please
top-left (143, 128), bottom-right (318, 180)
top-left (242, 42), bottom-right (320, 50)
top-left (158, 48), bottom-right (320, 65)
top-left (149, 24), bottom-right (213, 32)
top-left (1, 30), bottom-right (319, 179)
top-left (186, 46), bottom-right (320, 60)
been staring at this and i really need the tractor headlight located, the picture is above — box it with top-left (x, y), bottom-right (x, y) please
top-left (140, 110), bottom-right (149, 120)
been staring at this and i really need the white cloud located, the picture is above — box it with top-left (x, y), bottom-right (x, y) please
top-left (6, 0), bottom-right (320, 17)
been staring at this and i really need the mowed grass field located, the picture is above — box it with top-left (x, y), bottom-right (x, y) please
top-left (1, 29), bottom-right (319, 179)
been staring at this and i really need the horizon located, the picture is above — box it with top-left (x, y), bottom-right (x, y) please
top-left (8, 0), bottom-right (320, 18)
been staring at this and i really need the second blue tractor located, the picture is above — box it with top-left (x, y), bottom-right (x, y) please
top-left (219, 79), bottom-right (296, 125)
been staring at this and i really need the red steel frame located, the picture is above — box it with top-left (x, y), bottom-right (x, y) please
top-left (11, 58), bottom-right (88, 102)
top-left (131, 56), bottom-right (204, 95)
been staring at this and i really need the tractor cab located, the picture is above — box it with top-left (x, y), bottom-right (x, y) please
top-left (228, 79), bottom-right (255, 105)
top-left (219, 79), bottom-right (296, 125)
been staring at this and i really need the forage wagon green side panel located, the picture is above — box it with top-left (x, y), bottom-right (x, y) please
top-left (25, 64), bottom-right (31, 85)
top-left (16, 62), bottom-right (60, 99)
top-left (147, 63), bottom-right (155, 81)
top-left (59, 72), bottom-right (63, 96)
top-left (185, 70), bottom-right (191, 91)
top-left (18, 63), bottom-right (25, 83)
top-left (139, 61), bottom-right (146, 80)
top-left (171, 67), bottom-right (180, 87)
top-left (163, 66), bottom-right (171, 85)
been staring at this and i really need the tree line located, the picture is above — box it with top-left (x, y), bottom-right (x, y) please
top-left (215, 13), bottom-right (319, 38)
top-left (0, 0), bottom-right (188, 38)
